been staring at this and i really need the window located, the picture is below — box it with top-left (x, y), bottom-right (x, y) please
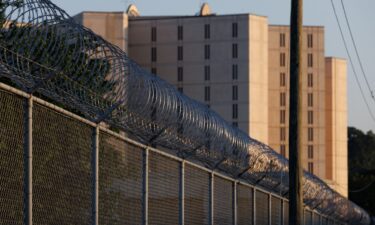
top-left (204, 24), bottom-right (210, 39)
top-left (308, 93), bottom-right (313, 107)
top-left (232, 104), bottom-right (238, 119)
top-left (280, 127), bottom-right (286, 141)
top-left (280, 92), bottom-right (286, 107)
top-left (204, 86), bottom-right (210, 101)
top-left (308, 127), bottom-right (314, 141)
top-left (280, 73), bottom-right (286, 87)
top-left (178, 25), bottom-right (183, 40)
top-left (178, 87), bottom-right (183, 93)
top-left (151, 27), bottom-right (156, 42)
top-left (205, 44), bottom-right (210, 59)
top-left (151, 47), bottom-right (157, 62)
top-left (232, 64), bottom-right (238, 80)
top-left (232, 43), bottom-right (238, 58)
top-left (178, 46), bottom-right (183, 61)
top-left (280, 145), bottom-right (286, 157)
top-left (151, 67), bottom-right (157, 75)
top-left (308, 34), bottom-right (313, 48)
top-left (308, 53), bottom-right (313, 67)
top-left (232, 85), bottom-right (238, 101)
top-left (204, 65), bottom-right (210, 81)
top-left (308, 162), bottom-right (314, 174)
top-left (232, 122), bottom-right (238, 127)
top-left (280, 33), bottom-right (286, 47)
top-left (308, 73), bottom-right (313, 87)
top-left (308, 145), bottom-right (314, 159)
top-left (308, 110), bottom-right (313, 124)
top-left (232, 22), bottom-right (238, 38)
top-left (280, 110), bottom-right (286, 124)
top-left (280, 53), bottom-right (286, 67)
top-left (178, 67), bottom-right (183, 82)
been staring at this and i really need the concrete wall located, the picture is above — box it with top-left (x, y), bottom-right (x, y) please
top-left (325, 57), bottom-right (348, 197)
top-left (74, 12), bottom-right (129, 53)
top-left (249, 15), bottom-right (269, 144)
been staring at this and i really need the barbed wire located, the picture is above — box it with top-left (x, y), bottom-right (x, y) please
top-left (0, 0), bottom-right (370, 224)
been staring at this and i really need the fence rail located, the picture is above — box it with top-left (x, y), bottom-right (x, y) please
top-left (0, 82), bottom-right (346, 225)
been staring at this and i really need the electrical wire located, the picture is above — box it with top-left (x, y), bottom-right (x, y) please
top-left (340, 0), bottom-right (374, 100)
top-left (349, 179), bottom-right (375, 193)
top-left (330, 0), bottom-right (375, 123)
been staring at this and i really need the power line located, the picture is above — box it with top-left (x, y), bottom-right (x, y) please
top-left (340, 0), bottom-right (374, 100)
top-left (349, 179), bottom-right (375, 193)
top-left (330, 0), bottom-right (375, 123)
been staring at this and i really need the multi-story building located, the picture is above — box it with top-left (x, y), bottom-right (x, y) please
top-left (268, 26), bottom-right (348, 196)
top-left (268, 25), bottom-right (327, 183)
top-left (74, 3), bottom-right (348, 196)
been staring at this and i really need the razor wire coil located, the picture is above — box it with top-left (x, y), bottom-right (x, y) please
top-left (0, 0), bottom-right (370, 224)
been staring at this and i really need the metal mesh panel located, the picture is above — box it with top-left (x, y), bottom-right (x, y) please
top-left (99, 132), bottom-right (143, 225)
top-left (33, 103), bottom-right (92, 224)
top-left (237, 184), bottom-right (253, 225)
top-left (256, 191), bottom-right (269, 225)
top-left (185, 164), bottom-right (210, 225)
top-left (271, 196), bottom-right (282, 225)
top-left (0, 90), bottom-right (24, 224)
top-left (305, 210), bottom-right (313, 225)
top-left (284, 201), bottom-right (289, 225)
top-left (149, 151), bottom-right (180, 225)
top-left (214, 176), bottom-right (234, 225)
top-left (313, 213), bottom-right (321, 225)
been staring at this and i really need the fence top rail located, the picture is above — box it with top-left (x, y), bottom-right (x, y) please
top-left (0, 0), bottom-right (370, 224)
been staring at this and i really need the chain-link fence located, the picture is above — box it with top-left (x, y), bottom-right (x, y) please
top-left (0, 0), bottom-right (371, 224)
top-left (1, 83), bottom-right (351, 225)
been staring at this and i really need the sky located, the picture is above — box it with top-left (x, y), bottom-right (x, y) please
top-left (52, 0), bottom-right (375, 132)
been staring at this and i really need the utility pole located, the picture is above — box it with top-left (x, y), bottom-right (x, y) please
top-left (289, 0), bottom-right (304, 224)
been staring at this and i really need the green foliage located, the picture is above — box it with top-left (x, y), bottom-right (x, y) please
top-left (0, 1), bottom-right (116, 114)
top-left (348, 127), bottom-right (375, 216)
top-left (1, 24), bottom-right (114, 101)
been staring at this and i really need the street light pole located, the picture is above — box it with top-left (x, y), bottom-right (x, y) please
top-left (289, 0), bottom-right (304, 224)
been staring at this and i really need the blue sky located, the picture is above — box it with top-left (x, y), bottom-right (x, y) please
top-left (53, 0), bottom-right (375, 132)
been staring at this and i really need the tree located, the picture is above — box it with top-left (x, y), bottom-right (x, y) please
top-left (348, 127), bottom-right (375, 216)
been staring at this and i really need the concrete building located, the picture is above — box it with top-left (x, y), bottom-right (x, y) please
top-left (74, 3), bottom-right (348, 197)
top-left (268, 25), bottom-right (327, 185)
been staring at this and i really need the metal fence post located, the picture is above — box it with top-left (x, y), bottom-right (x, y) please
top-left (281, 199), bottom-right (284, 225)
top-left (253, 188), bottom-right (256, 225)
top-left (24, 96), bottom-right (33, 225)
top-left (210, 172), bottom-right (214, 225)
top-left (233, 181), bottom-right (237, 225)
top-left (143, 148), bottom-right (149, 225)
top-left (180, 161), bottom-right (185, 225)
top-left (92, 125), bottom-right (99, 225)
top-left (269, 194), bottom-right (272, 225)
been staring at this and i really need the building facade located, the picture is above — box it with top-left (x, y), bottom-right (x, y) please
top-left (268, 25), bottom-right (327, 184)
top-left (74, 4), bottom-right (348, 196)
